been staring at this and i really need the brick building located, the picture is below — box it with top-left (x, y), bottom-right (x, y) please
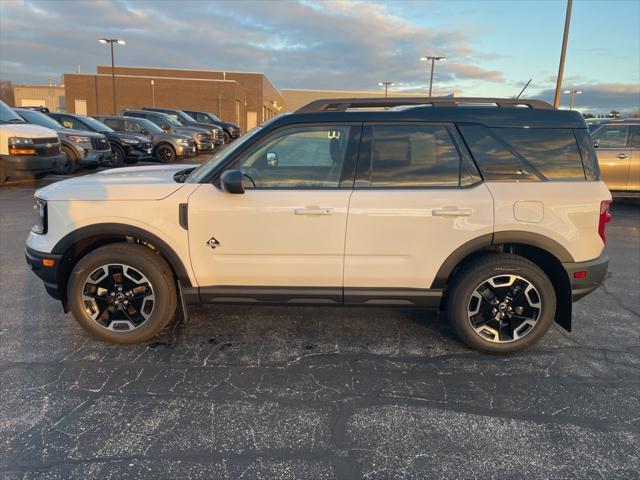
top-left (63, 66), bottom-right (283, 132)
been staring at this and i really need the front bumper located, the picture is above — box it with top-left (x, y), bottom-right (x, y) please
top-left (25, 246), bottom-right (63, 300)
top-left (195, 140), bottom-right (214, 153)
top-left (123, 144), bottom-right (153, 161)
top-left (563, 252), bottom-right (609, 301)
top-left (1, 153), bottom-right (64, 176)
top-left (82, 149), bottom-right (112, 166)
top-left (175, 144), bottom-right (197, 157)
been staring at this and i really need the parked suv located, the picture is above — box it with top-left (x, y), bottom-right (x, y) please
top-left (182, 109), bottom-right (241, 143)
top-left (96, 116), bottom-right (196, 163)
top-left (590, 120), bottom-right (639, 196)
top-left (141, 107), bottom-right (224, 146)
top-left (121, 110), bottom-right (214, 155)
top-left (48, 113), bottom-right (152, 167)
top-left (17, 108), bottom-right (112, 173)
top-left (25, 97), bottom-right (611, 353)
top-left (0, 100), bottom-right (64, 185)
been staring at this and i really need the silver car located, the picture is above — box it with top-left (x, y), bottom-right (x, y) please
top-left (591, 120), bottom-right (640, 196)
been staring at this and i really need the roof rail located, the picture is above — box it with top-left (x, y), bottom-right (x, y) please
top-left (295, 97), bottom-right (553, 113)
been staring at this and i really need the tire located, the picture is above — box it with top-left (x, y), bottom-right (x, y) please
top-left (106, 143), bottom-right (125, 167)
top-left (67, 243), bottom-right (177, 344)
top-left (445, 253), bottom-right (556, 354)
top-left (155, 143), bottom-right (176, 163)
top-left (223, 131), bottom-right (231, 144)
top-left (57, 146), bottom-right (78, 174)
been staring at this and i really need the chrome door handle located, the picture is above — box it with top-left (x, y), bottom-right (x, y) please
top-left (617, 153), bottom-right (628, 159)
top-left (432, 207), bottom-right (473, 217)
top-left (294, 207), bottom-right (334, 215)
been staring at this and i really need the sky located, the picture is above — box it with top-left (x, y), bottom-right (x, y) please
top-left (0, 0), bottom-right (638, 113)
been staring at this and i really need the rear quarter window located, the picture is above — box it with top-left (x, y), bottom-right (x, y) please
top-left (459, 124), bottom-right (587, 181)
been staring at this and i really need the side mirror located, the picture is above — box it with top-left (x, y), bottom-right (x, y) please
top-left (162, 124), bottom-right (171, 132)
top-left (266, 152), bottom-right (278, 167)
top-left (141, 129), bottom-right (149, 135)
top-left (593, 140), bottom-right (599, 148)
top-left (220, 169), bottom-right (245, 194)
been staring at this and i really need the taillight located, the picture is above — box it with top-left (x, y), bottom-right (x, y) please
top-left (598, 200), bottom-right (612, 243)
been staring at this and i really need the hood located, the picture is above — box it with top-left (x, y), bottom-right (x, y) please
top-left (59, 127), bottom-right (104, 138)
top-left (104, 131), bottom-right (148, 143)
top-left (174, 126), bottom-right (210, 137)
top-left (0, 123), bottom-right (59, 139)
top-left (187, 121), bottom-right (223, 132)
top-left (35, 164), bottom-right (198, 201)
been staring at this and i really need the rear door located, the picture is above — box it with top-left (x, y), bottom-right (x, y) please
top-left (592, 124), bottom-right (632, 191)
top-left (343, 123), bottom-right (494, 299)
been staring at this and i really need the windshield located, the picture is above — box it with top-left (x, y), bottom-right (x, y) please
top-left (159, 114), bottom-right (182, 127)
top-left (137, 117), bottom-right (163, 133)
top-left (177, 111), bottom-right (196, 123)
top-left (206, 112), bottom-right (222, 122)
top-left (17, 109), bottom-right (62, 129)
top-left (0, 100), bottom-right (26, 123)
top-left (82, 115), bottom-right (114, 133)
top-left (186, 126), bottom-right (263, 183)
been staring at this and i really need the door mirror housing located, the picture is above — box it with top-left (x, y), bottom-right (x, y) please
top-left (161, 124), bottom-right (171, 132)
top-left (266, 152), bottom-right (278, 167)
top-left (220, 169), bottom-right (245, 194)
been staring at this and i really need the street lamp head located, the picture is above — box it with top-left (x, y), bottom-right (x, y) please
top-left (99, 38), bottom-right (108, 44)
top-left (421, 56), bottom-right (447, 61)
top-left (98, 38), bottom-right (125, 45)
top-left (116, 40), bottom-right (126, 45)
top-left (563, 90), bottom-right (571, 94)
top-left (576, 90), bottom-right (583, 95)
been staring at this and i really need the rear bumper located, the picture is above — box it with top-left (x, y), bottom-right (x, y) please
top-left (25, 246), bottom-right (62, 300)
top-left (563, 252), bottom-right (609, 301)
top-left (1, 153), bottom-right (64, 176)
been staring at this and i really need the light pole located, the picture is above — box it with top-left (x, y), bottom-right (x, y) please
top-left (151, 80), bottom-right (155, 107)
top-left (564, 89), bottom-right (582, 110)
top-left (99, 38), bottom-right (125, 114)
top-left (378, 82), bottom-right (394, 98)
top-left (420, 55), bottom-right (446, 97)
top-left (553, 0), bottom-right (573, 108)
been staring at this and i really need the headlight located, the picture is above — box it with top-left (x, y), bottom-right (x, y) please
top-left (196, 133), bottom-right (207, 141)
top-left (32, 198), bottom-right (47, 234)
top-left (177, 139), bottom-right (190, 146)
top-left (9, 137), bottom-right (36, 155)
top-left (121, 138), bottom-right (140, 145)
top-left (68, 135), bottom-right (90, 144)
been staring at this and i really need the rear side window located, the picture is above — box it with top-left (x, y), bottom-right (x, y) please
top-left (592, 125), bottom-right (629, 148)
top-left (574, 129), bottom-right (601, 181)
top-left (459, 124), bottom-right (586, 181)
top-left (366, 125), bottom-right (461, 187)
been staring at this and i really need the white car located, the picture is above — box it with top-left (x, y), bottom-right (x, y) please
top-left (0, 101), bottom-right (65, 184)
top-left (25, 97), bottom-right (611, 353)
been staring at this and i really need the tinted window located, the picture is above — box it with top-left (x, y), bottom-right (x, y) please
top-left (592, 125), bottom-right (629, 148)
top-left (458, 124), bottom-right (534, 181)
top-left (232, 125), bottom-right (353, 188)
top-left (495, 128), bottom-right (585, 181)
top-left (628, 126), bottom-right (640, 148)
top-left (574, 129), bottom-right (601, 181)
top-left (53, 115), bottom-right (85, 131)
top-left (103, 118), bottom-right (124, 131)
top-left (124, 119), bottom-right (144, 133)
top-left (366, 125), bottom-right (460, 187)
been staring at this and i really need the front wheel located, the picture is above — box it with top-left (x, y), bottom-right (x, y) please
top-left (106, 144), bottom-right (125, 167)
top-left (155, 143), bottom-right (176, 163)
top-left (57, 146), bottom-right (78, 174)
top-left (67, 243), bottom-right (177, 344)
top-left (446, 254), bottom-right (556, 354)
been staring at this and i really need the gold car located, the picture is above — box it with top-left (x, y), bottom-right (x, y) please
top-left (591, 121), bottom-right (640, 196)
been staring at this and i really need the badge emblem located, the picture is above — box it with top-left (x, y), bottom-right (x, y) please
top-left (206, 237), bottom-right (221, 249)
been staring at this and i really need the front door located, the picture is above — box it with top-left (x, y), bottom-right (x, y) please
top-left (187, 124), bottom-right (360, 293)
top-left (344, 123), bottom-right (494, 297)
top-left (592, 124), bottom-right (632, 191)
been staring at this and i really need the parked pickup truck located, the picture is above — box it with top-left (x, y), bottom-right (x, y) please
top-left (1, 100), bottom-right (64, 185)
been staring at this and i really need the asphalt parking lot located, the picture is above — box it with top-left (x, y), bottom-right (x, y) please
top-left (1, 164), bottom-right (639, 479)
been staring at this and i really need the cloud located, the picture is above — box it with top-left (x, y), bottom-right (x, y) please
top-left (527, 83), bottom-right (640, 113)
top-left (0, 0), bottom-right (504, 93)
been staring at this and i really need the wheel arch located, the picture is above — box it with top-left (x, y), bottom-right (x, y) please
top-left (51, 223), bottom-right (193, 310)
top-left (434, 231), bottom-right (574, 331)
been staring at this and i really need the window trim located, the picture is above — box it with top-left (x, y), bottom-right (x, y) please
top-left (354, 121), bottom-right (481, 190)
top-left (212, 122), bottom-right (363, 190)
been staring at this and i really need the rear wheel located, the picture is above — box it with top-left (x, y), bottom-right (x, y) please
top-left (446, 254), bottom-right (556, 354)
top-left (67, 243), bottom-right (177, 344)
top-left (223, 131), bottom-right (231, 144)
top-left (57, 146), bottom-right (78, 174)
top-left (155, 143), bottom-right (176, 163)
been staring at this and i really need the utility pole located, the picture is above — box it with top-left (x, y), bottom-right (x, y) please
top-left (99, 38), bottom-right (125, 114)
top-left (420, 55), bottom-right (447, 97)
top-left (553, 0), bottom-right (573, 109)
top-left (378, 82), bottom-right (394, 97)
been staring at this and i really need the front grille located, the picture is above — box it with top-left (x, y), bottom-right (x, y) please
top-left (142, 141), bottom-right (152, 149)
top-left (196, 133), bottom-right (212, 142)
top-left (90, 137), bottom-right (110, 151)
top-left (212, 129), bottom-right (222, 140)
top-left (34, 139), bottom-right (60, 156)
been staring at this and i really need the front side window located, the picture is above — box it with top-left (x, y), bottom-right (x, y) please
top-left (230, 125), bottom-right (353, 189)
top-left (55, 115), bottom-right (84, 130)
top-left (124, 119), bottom-right (143, 133)
top-left (366, 125), bottom-right (461, 187)
top-left (592, 125), bottom-right (629, 148)
top-left (103, 118), bottom-right (124, 131)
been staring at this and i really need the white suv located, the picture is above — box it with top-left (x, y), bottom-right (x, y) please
top-left (25, 98), bottom-right (611, 353)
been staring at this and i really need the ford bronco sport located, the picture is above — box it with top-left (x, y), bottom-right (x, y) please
top-left (25, 98), bottom-right (611, 353)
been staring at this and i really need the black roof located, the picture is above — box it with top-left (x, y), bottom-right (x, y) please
top-left (275, 97), bottom-right (587, 129)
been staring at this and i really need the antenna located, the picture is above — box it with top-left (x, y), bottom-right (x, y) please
top-left (516, 79), bottom-right (532, 99)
